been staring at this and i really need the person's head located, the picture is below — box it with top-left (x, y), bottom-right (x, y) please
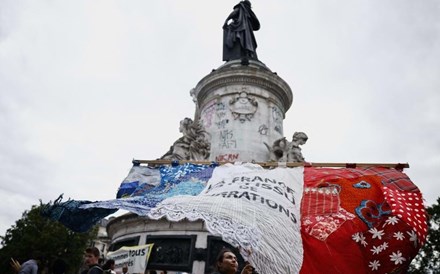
top-left (31, 251), bottom-right (45, 264)
top-left (84, 247), bottom-right (100, 266)
top-left (122, 265), bottom-right (128, 274)
top-left (215, 248), bottom-right (238, 274)
top-left (102, 259), bottom-right (115, 270)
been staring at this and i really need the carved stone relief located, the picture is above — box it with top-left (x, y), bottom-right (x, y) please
top-left (229, 89), bottom-right (258, 123)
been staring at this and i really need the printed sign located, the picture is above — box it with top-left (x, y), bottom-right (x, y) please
top-left (107, 244), bottom-right (154, 273)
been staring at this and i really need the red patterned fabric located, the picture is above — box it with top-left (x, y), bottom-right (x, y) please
top-left (383, 186), bottom-right (428, 245)
top-left (352, 217), bottom-right (419, 273)
top-left (363, 167), bottom-right (418, 192)
top-left (301, 220), bottom-right (367, 274)
top-left (300, 167), bottom-right (428, 273)
top-left (302, 186), bottom-right (340, 216)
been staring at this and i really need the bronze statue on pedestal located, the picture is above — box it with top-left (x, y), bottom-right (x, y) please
top-left (223, 0), bottom-right (260, 62)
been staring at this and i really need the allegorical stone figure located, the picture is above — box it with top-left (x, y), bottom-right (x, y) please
top-left (287, 132), bottom-right (308, 162)
top-left (223, 0), bottom-right (260, 62)
top-left (161, 118), bottom-right (211, 161)
top-left (265, 132), bottom-right (308, 162)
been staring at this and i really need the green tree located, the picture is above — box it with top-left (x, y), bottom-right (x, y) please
top-left (0, 204), bottom-right (98, 274)
top-left (409, 197), bottom-right (440, 273)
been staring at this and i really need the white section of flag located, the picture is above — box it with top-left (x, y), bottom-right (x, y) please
top-left (149, 163), bottom-right (304, 274)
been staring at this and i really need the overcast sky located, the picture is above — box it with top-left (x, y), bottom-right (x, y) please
top-left (1, 0), bottom-right (439, 238)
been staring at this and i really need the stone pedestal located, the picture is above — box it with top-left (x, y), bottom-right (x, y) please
top-left (107, 62), bottom-right (295, 273)
top-left (193, 60), bottom-right (293, 162)
top-left (107, 214), bottom-right (242, 274)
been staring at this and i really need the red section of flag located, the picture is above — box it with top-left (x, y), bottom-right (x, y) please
top-left (351, 217), bottom-right (420, 273)
top-left (301, 220), bottom-right (367, 274)
top-left (302, 186), bottom-right (340, 216)
top-left (300, 167), bottom-right (428, 273)
top-left (383, 186), bottom-right (428, 245)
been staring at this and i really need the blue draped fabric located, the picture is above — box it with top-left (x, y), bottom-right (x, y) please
top-left (41, 163), bottom-right (215, 232)
top-left (116, 165), bottom-right (162, 198)
top-left (40, 195), bottom-right (117, 233)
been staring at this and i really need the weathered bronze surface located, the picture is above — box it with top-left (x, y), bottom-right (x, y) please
top-left (223, 0), bottom-right (260, 62)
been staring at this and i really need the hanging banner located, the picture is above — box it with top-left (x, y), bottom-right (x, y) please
top-left (42, 163), bottom-right (428, 273)
top-left (149, 163), bottom-right (304, 274)
top-left (107, 244), bottom-right (154, 273)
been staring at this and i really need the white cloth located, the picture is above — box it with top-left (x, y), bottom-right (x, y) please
top-left (149, 163), bottom-right (304, 274)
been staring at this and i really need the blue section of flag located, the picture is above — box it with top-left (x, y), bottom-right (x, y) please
top-left (116, 181), bottom-right (140, 198)
top-left (42, 163), bottom-right (215, 232)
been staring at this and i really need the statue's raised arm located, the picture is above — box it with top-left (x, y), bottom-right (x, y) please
top-left (223, 0), bottom-right (260, 62)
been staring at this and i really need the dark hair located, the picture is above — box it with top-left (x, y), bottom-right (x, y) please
top-left (215, 248), bottom-right (234, 270)
top-left (85, 247), bottom-right (100, 258)
top-left (102, 259), bottom-right (115, 270)
top-left (31, 251), bottom-right (45, 262)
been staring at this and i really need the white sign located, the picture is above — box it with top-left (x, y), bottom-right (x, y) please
top-left (107, 244), bottom-right (153, 274)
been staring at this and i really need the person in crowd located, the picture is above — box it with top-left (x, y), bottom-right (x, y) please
top-left (81, 247), bottom-right (103, 274)
top-left (102, 259), bottom-right (116, 274)
top-left (10, 258), bottom-right (21, 272)
top-left (212, 248), bottom-right (253, 274)
top-left (13, 253), bottom-right (43, 274)
top-left (122, 265), bottom-right (128, 274)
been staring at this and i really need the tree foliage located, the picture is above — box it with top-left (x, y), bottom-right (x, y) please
top-left (0, 203), bottom-right (98, 274)
top-left (409, 197), bottom-right (440, 273)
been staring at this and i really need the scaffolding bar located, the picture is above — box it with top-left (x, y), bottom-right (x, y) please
top-left (132, 159), bottom-right (409, 170)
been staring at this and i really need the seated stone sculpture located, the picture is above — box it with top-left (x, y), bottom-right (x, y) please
top-left (265, 132), bottom-right (308, 162)
top-left (287, 132), bottom-right (308, 162)
top-left (161, 118), bottom-right (211, 161)
top-left (265, 137), bottom-right (289, 162)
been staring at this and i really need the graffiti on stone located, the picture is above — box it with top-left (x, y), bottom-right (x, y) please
top-left (219, 129), bottom-right (237, 149)
top-left (216, 111), bottom-right (226, 119)
top-left (216, 102), bottom-right (226, 111)
top-left (201, 100), bottom-right (216, 129)
top-left (272, 106), bottom-right (283, 134)
top-left (258, 124), bottom-right (268, 135)
top-left (216, 119), bottom-right (229, 129)
top-left (215, 102), bottom-right (229, 129)
top-left (215, 153), bottom-right (239, 162)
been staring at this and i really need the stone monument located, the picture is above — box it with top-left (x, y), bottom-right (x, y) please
top-left (193, 59), bottom-right (298, 162)
top-left (107, 2), bottom-right (307, 273)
